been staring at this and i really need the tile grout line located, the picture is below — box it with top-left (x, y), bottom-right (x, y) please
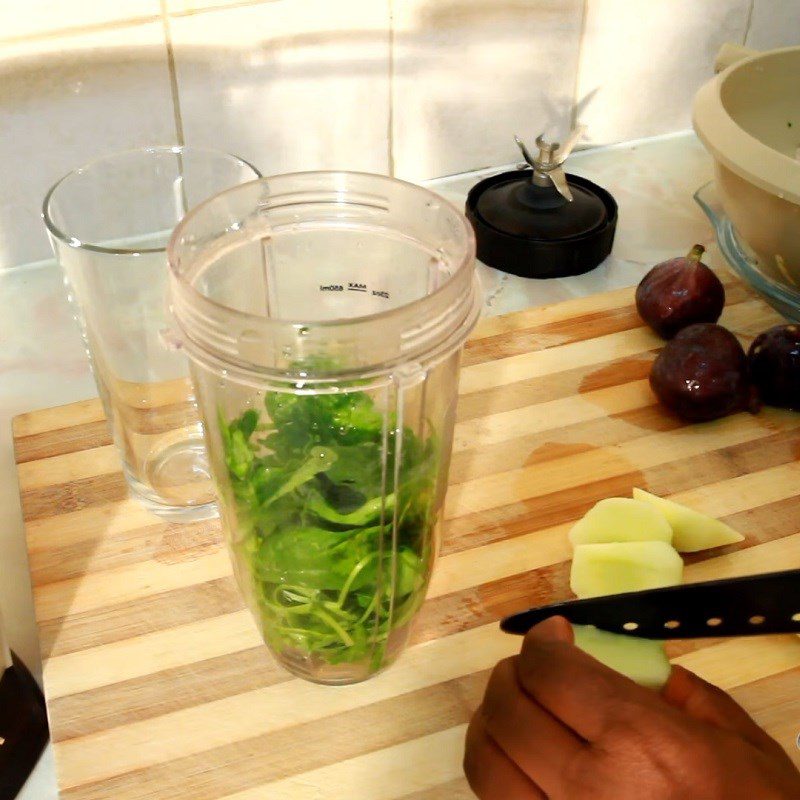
top-left (387, 0), bottom-right (396, 177)
top-left (570, 0), bottom-right (590, 132)
top-left (160, 0), bottom-right (186, 147)
top-left (170, 0), bottom-right (282, 18)
top-left (0, 15), bottom-right (161, 47)
top-left (424, 129), bottom-right (696, 186)
top-left (741, 0), bottom-right (755, 46)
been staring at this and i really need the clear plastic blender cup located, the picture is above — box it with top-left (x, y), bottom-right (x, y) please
top-left (168, 172), bottom-right (480, 684)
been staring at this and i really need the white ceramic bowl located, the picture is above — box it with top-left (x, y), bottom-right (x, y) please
top-left (693, 44), bottom-right (800, 286)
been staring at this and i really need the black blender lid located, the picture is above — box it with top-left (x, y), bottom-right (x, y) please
top-left (465, 131), bottom-right (618, 279)
top-left (475, 176), bottom-right (608, 240)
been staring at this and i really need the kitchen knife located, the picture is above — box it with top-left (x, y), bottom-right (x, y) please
top-left (500, 569), bottom-right (800, 639)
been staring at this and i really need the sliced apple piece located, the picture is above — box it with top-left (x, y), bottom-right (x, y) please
top-left (568, 497), bottom-right (673, 547)
top-left (633, 488), bottom-right (744, 553)
top-left (572, 624), bottom-right (671, 689)
top-left (570, 541), bottom-right (684, 598)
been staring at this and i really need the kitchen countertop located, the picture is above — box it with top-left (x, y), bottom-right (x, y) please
top-left (0, 130), bottom-right (715, 799)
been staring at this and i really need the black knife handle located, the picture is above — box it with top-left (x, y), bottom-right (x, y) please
top-left (500, 569), bottom-right (800, 639)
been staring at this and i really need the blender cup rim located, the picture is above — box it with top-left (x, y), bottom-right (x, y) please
top-left (42, 145), bottom-right (262, 256)
top-left (166, 169), bottom-right (477, 332)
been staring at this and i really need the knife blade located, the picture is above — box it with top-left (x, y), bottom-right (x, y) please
top-left (500, 569), bottom-right (800, 639)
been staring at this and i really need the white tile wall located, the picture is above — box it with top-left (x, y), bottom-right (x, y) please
top-left (1, 0), bottom-right (799, 270)
top-left (746, 0), bottom-right (800, 50)
top-left (0, 22), bottom-right (177, 270)
top-left (391, 0), bottom-right (584, 182)
top-left (575, 0), bottom-right (752, 145)
top-left (168, 0), bottom-right (391, 175)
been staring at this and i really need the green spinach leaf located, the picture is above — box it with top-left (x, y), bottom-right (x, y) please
top-left (219, 385), bottom-right (438, 668)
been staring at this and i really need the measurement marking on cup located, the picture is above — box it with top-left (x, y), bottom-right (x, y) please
top-left (319, 282), bottom-right (390, 299)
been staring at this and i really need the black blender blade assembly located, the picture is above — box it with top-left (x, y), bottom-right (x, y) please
top-left (466, 128), bottom-right (618, 279)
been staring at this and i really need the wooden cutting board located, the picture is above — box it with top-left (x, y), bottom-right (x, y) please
top-left (14, 278), bottom-right (800, 799)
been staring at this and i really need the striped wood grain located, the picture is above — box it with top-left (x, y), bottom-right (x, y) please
top-left (14, 280), bottom-right (800, 799)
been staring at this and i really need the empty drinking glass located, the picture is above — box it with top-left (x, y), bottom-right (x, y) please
top-left (43, 146), bottom-right (260, 520)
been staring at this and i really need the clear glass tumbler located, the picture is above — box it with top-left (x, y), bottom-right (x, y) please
top-left (168, 172), bottom-right (480, 683)
top-left (43, 147), bottom-right (260, 520)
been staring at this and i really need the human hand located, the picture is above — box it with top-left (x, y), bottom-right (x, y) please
top-left (464, 616), bottom-right (800, 799)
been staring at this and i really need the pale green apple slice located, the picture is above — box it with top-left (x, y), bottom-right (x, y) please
top-left (572, 625), bottom-right (671, 689)
top-left (570, 541), bottom-right (684, 598)
top-left (633, 488), bottom-right (744, 553)
top-left (568, 497), bottom-right (673, 547)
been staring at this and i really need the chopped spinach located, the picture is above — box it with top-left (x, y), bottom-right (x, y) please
top-left (219, 388), bottom-right (438, 669)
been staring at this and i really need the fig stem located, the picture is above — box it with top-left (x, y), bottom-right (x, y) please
top-left (687, 244), bottom-right (705, 263)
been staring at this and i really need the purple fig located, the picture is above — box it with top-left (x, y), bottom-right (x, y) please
top-left (636, 245), bottom-right (725, 339)
top-left (650, 323), bottom-right (755, 422)
top-left (748, 324), bottom-right (800, 410)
